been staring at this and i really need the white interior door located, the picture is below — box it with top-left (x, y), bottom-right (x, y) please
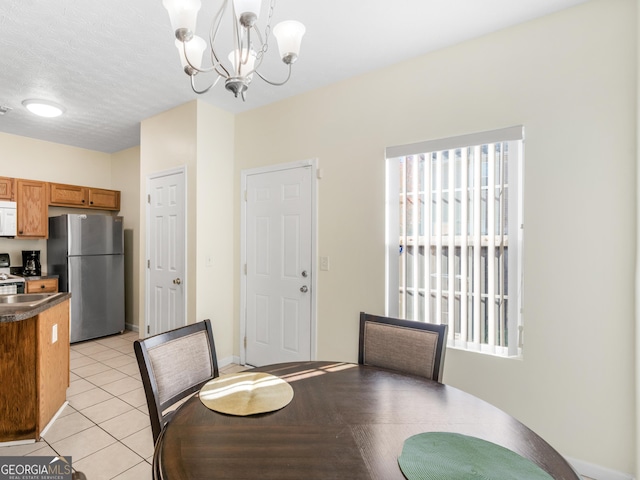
top-left (245, 164), bottom-right (314, 366)
top-left (147, 169), bottom-right (186, 336)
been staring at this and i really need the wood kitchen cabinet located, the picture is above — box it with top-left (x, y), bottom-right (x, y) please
top-left (49, 182), bottom-right (120, 211)
top-left (16, 179), bottom-right (48, 238)
top-left (0, 298), bottom-right (70, 442)
top-left (0, 177), bottom-right (14, 200)
top-left (25, 278), bottom-right (58, 293)
top-left (87, 187), bottom-right (120, 210)
top-left (49, 182), bottom-right (88, 207)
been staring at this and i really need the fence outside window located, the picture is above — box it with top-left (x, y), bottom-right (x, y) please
top-left (386, 126), bottom-right (524, 357)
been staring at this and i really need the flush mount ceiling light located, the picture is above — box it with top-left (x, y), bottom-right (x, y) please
top-left (22, 99), bottom-right (65, 118)
top-left (163, 0), bottom-right (305, 101)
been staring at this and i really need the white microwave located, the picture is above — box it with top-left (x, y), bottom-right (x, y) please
top-left (0, 201), bottom-right (17, 237)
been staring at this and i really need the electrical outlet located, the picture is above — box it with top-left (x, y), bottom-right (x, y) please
top-left (52, 324), bottom-right (58, 344)
top-left (320, 256), bottom-right (330, 271)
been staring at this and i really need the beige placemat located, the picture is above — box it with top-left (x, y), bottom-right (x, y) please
top-left (199, 372), bottom-right (294, 416)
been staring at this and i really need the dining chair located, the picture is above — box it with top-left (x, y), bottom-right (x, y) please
top-left (134, 319), bottom-right (219, 443)
top-left (358, 312), bottom-right (447, 382)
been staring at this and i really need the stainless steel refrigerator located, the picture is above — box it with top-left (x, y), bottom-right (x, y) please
top-left (47, 214), bottom-right (125, 343)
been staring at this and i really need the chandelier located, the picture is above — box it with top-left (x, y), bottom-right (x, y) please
top-left (162, 0), bottom-right (305, 100)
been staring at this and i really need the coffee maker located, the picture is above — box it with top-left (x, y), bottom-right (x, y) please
top-left (22, 250), bottom-right (41, 277)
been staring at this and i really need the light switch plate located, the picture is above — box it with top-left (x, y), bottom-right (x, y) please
top-left (320, 256), bottom-right (330, 271)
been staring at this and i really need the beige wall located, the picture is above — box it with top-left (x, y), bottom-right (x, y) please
top-left (0, 0), bottom-right (636, 474)
top-left (111, 146), bottom-right (141, 331)
top-left (234, 0), bottom-right (636, 474)
top-left (0, 131), bottom-right (113, 268)
top-left (0, 132), bottom-right (141, 329)
top-left (139, 101), bottom-right (197, 333)
top-left (139, 100), bottom-right (235, 360)
top-left (195, 102), bottom-right (236, 361)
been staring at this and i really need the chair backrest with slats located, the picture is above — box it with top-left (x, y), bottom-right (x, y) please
top-left (358, 312), bottom-right (447, 382)
top-left (134, 319), bottom-right (219, 443)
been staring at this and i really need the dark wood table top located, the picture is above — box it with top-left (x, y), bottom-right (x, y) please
top-left (154, 361), bottom-right (579, 480)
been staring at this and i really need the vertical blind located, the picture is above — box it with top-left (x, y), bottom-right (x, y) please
top-left (386, 126), bottom-right (523, 357)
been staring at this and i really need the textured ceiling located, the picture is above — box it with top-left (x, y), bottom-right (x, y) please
top-left (0, 0), bottom-right (589, 153)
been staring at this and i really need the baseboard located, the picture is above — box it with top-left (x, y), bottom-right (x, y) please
top-left (40, 401), bottom-right (69, 438)
top-left (568, 456), bottom-right (635, 480)
top-left (125, 323), bottom-right (139, 333)
top-left (218, 355), bottom-right (242, 368)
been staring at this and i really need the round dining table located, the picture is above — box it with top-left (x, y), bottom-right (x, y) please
top-left (154, 361), bottom-right (579, 480)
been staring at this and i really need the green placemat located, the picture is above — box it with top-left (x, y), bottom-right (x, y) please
top-left (398, 432), bottom-right (554, 480)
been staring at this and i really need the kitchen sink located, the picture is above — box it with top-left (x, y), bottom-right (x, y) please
top-left (0, 293), bottom-right (62, 308)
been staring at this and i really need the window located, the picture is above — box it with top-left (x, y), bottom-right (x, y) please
top-left (386, 126), bottom-right (523, 357)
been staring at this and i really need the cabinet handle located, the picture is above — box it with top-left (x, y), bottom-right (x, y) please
top-left (90, 201), bottom-right (93, 205)
top-left (82, 199), bottom-right (85, 203)
top-left (40, 285), bottom-right (45, 289)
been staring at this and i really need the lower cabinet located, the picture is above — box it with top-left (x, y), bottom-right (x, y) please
top-left (26, 278), bottom-right (58, 293)
top-left (0, 300), bottom-right (70, 441)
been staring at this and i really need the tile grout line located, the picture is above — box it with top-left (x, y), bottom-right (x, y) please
top-left (61, 334), bottom-right (154, 475)
top-left (2, 330), bottom-right (243, 479)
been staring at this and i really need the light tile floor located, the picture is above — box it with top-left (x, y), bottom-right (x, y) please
top-left (0, 330), bottom-right (245, 480)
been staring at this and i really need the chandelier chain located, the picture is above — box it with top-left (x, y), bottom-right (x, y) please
top-left (256, 0), bottom-right (277, 62)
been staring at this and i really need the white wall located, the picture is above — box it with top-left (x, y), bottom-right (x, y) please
top-left (234, 0), bottom-right (636, 475)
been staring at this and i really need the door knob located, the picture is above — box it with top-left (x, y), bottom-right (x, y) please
top-left (301, 270), bottom-right (308, 278)
top-left (173, 278), bottom-right (182, 285)
top-left (300, 285), bottom-right (308, 293)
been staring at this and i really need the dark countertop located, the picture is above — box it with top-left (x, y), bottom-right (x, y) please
top-left (0, 292), bottom-right (71, 323)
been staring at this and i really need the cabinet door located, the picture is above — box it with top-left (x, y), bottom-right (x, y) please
top-left (88, 188), bottom-right (120, 210)
top-left (49, 183), bottom-right (88, 207)
top-left (0, 177), bottom-right (14, 200)
top-left (16, 180), bottom-right (48, 238)
top-left (26, 278), bottom-right (58, 293)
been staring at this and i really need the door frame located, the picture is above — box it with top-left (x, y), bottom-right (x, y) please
top-left (145, 166), bottom-right (188, 337)
top-left (240, 159), bottom-right (318, 365)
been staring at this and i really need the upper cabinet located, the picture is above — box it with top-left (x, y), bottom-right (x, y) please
top-left (49, 183), bottom-right (120, 211)
top-left (49, 183), bottom-right (88, 207)
top-left (0, 177), bottom-right (14, 200)
top-left (16, 179), bottom-right (48, 238)
top-left (2, 177), bottom-right (121, 239)
top-left (87, 188), bottom-right (120, 210)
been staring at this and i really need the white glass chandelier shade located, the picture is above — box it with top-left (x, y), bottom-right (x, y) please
top-left (175, 36), bottom-right (207, 73)
top-left (22, 99), bottom-right (65, 118)
top-left (273, 20), bottom-right (306, 64)
top-left (228, 49), bottom-right (257, 78)
top-left (233, 0), bottom-right (261, 26)
top-left (163, 0), bottom-right (201, 37)
top-left (163, 0), bottom-right (304, 100)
